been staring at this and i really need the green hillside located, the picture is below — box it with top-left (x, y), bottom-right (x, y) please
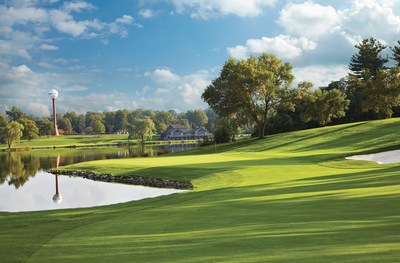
top-left (1, 118), bottom-right (400, 262)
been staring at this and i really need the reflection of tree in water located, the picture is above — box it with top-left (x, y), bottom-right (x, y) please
top-left (0, 153), bottom-right (41, 189)
top-left (0, 144), bottom-right (198, 188)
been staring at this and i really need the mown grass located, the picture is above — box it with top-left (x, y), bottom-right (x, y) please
top-left (1, 118), bottom-right (400, 262)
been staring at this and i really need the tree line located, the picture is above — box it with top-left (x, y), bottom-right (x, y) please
top-left (2, 37), bottom-right (399, 146)
top-left (203, 37), bottom-right (400, 140)
top-left (0, 108), bottom-right (216, 147)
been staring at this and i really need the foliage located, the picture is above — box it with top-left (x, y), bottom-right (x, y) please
top-left (391, 40), bottom-right (400, 66)
top-left (154, 111), bottom-right (176, 133)
top-left (5, 106), bottom-right (25, 121)
top-left (2, 121), bottom-right (24, 148)
top-left (18, 118), bottom-right (39, 140)
top-left (185, 110), bottom-right (208, 128)
top-left (310, 89), bottom-right (350, 126)
top-left (202, 53), bottom-right (294, 138)
top-left (38, 118), bottom-right (54, 137)
top-left (92, 119), bottom-right (105, 134)
top-left (114, 109), bottom-right (128, 132)
top-left (127, 117), bottom-right (156, 144)
top-left (360, 67), bottom-right (400, 117)
top-left (349, 37), bottom-right (388, 80)
top-left (214, 116), bottom-right (238, 143)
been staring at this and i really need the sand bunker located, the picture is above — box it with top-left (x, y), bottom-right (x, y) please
top-left (346, 149), bottom-right (400, 164)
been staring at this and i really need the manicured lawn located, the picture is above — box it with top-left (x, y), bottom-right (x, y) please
top-left (1, 118), bottom-right (400, 262)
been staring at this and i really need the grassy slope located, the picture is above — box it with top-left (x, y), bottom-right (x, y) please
top-left (1, 119), bottom-right (400, 262)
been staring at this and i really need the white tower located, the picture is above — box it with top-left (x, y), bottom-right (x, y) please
top-left (48, 89), bottom-right (59, 136)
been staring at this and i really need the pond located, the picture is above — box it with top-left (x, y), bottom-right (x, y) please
top-left (0, 144), bottom-right (197, 212)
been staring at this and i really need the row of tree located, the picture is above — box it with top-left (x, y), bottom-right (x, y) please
top-left (0, 107), bottom-right (216, 147)
top-left (203, 38), bottom-right (400, 140)
top-left (2, 37), bottom-right (399, 145)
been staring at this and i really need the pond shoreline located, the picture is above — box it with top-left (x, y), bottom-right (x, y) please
top-left (48, 169), bottom-right (193, 190)
top-left (1, 140), bottom-right (198, 152)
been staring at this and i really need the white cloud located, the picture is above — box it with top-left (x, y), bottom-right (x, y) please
top-left (0, 1), bottom-right (135, 60)
top-left (171, 0), bottom-right (275, 19)
top-left (293, 64), bottom-right (349, 88)
top-left (40, 43), bottom-right (58, 50)
top-left (63, 85), bottom-right (89, 92)
top-left (279, 1), bottom-right (340, 38)
top-left (115, 15), bottom-right (134, 24)
top-left (228, 35), bottom-right (317, 60)
top-left (147, 68), bottom-right (181, 83)
top-left (14, 64), bottom-right (32, 74)
top-left (340, 0), bottom-right (400, 42)
top-left (145, 68), bottom-right (212, 110)
top-left (62, 1), bottom-right (95, 13)
top-left (139, 9), bottom-right (156, 18)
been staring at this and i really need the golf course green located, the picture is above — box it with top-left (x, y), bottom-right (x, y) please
top-left (1, 118), bottom-right (400, 262)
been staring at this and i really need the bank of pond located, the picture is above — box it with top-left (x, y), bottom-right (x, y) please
top-left (0, 144), bottom-right (197, 212)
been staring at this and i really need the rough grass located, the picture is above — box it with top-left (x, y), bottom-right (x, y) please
top-left (1, 118), bottom-right (400, 262)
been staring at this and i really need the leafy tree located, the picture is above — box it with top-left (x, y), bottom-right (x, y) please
top-left (185, 110), bottom-right (208, 128)
top-left (154, 111), bottom-right (175, 133)
top-left (92, 119), bottom-right (105, 134)
top-left (114, 109), bottom-right (128, 133)
top-left (64, 112), bottom-right (82, 134)
top-left (309, 89), bottom-right (350, 126)
top-left (19, 118), bottom-right (39, 140)
top-left (0, 114), bottom-right (7, 143)
top-left (6, 106), bottom-right (25, 121)
top-left (2, 121), bottom-right (24, 148)
top-left (360, 67), bottom-right (400, 117)
top-left (104, 111), bottom-right (116, 134)
top-left (349, 37), bottom-right (388, 80)
top-left (391, 40), bottom-right (400, 66)
top-left (128, 109), bottom-right (143, 124)
top-left (59, 117), bottom-right (73, 134)
top-left (127, 117), bottom-right (156, 144)
top-left (205, 109), bottom-right (217, 133)
top-left (202, 53), bottom-right (294, 138)
top-left (180, 119), bottom-right (190, 128)
top-left (38, 118), bottom-right (53, 137)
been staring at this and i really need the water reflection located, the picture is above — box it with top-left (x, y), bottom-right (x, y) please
top-left (0, 144), bottom-right (198, 188)
top-left (53, 156), bottom-right (62, 204)
top-left (0, 145), bottom-right (194, 212)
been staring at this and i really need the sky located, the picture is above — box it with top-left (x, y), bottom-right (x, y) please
top-left (1, 0), bottom-right (400, 117)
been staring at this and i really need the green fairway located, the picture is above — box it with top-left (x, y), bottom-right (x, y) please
top-left (1, 119), bottom-right (400, 262)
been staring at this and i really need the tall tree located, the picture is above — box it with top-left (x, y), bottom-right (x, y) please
top-left (154, 111), bottom-right (175, 133)
top-left (19, 118), bottom-right (39, 140)
top-left (114, 109), bottom-right (128, 133)
top-left (391, 40), bottom-right (400, 66)
top-left (58, 117), bottom-right (73, 134)
top-left (309, 89), bottom-right (350, 126)
top-left (2, 121), bottom-right (24, 148)
top-left (92, 119), bottom-right (105, 134)
top-left (202, 53), bottom-right (294, 138)
top-left (38, 118), bottom-right (53, 137)
top-left (360, 67), bottom-right (400, 117)
top-left (127, 118), bottom-right (156, 144)
top-left (185, 110), bottom-right (208, 128)
top-left (349, 37), bottom-right (388, 80)
top-left (104, 111), bottom-right (116, 134)
top-left (6, 106), bottom-right (25, 121)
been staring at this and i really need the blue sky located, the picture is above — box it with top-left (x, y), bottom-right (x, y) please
top-left (1, 0), bottom-right (400, 116)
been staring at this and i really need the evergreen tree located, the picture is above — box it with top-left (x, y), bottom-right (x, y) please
top-left (391, 40), bottom-right (400, 66)
top-left (349, 37), bottom-right (388, 80)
